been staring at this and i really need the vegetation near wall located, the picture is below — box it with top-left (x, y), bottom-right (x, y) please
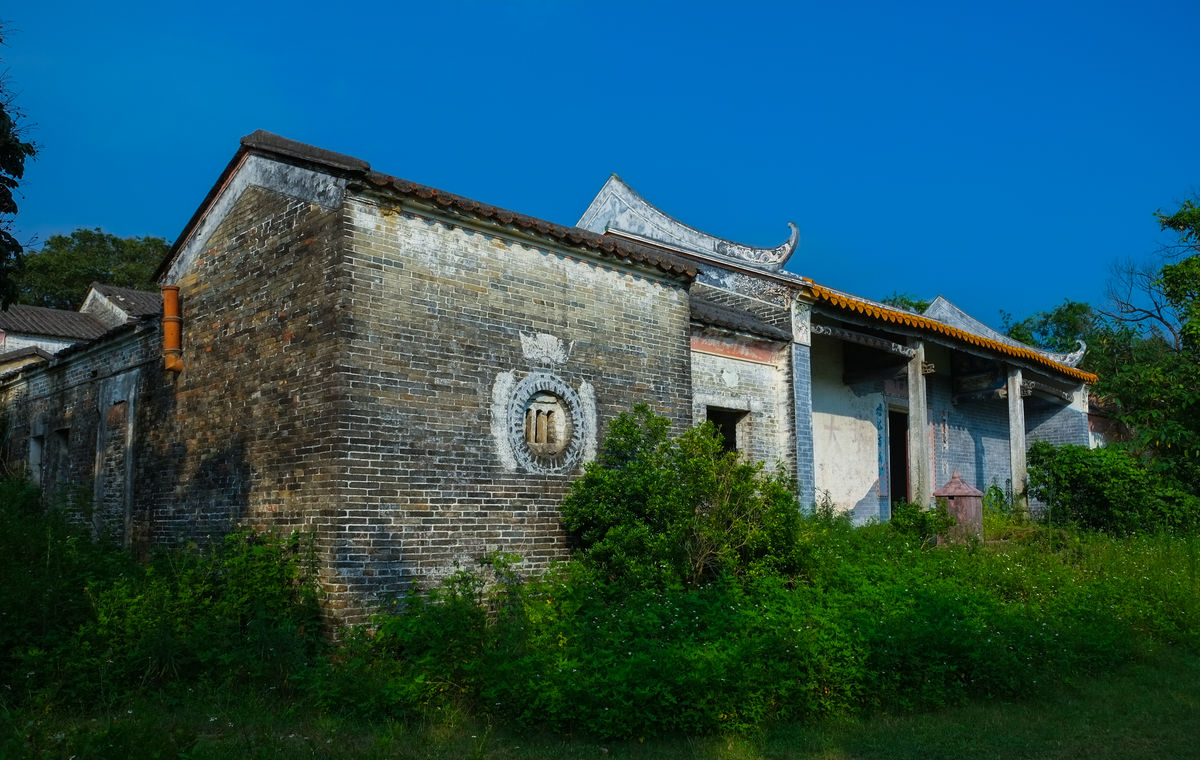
top-left (3, 408), bottom-right (1200, 752)
top-left (1001, 197), bottom-right (1200, 497)
top-left (1028, 441), bottom-right (1200, 535)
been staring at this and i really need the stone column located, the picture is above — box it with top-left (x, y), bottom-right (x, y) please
top-left (791, 298), bottom-right (816, 509)
top-left (906, 341), bottom-right (931, 507)
top-left (1007, 366), bottom-right (1029, 518)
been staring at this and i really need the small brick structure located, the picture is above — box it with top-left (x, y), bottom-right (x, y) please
top-left (934, 471), bottom-right (984, 542)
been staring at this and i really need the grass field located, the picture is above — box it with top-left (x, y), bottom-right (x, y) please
top-left (7, 645), bottom-right (1198, 759)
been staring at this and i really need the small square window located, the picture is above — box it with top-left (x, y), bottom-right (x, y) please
top-left (706, 407), bottom-right (748, 454)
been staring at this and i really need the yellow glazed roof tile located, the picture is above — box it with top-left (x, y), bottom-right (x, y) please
top-left (809, 284), bottom-right (1098, 384)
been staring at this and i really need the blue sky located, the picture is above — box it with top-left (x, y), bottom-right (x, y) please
top-left (5, 1), bottom-right (1198, 325)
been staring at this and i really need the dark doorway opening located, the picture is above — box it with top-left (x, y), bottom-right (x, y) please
top-left (888, 409), bottom-right (909, 504)
top-left (706, 407), bottom-right (747, 454)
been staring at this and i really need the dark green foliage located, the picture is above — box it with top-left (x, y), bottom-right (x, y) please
top-left (4, 432), bottom-right (1200, 742)
top-left (560, 404), bottom-right (804, 588)
top-left (16, 228), bottom-right (170, 310)
top-left (0, 26), bottom-right (38, 307)
top-left (889, 500), bottom-right (956, 544)
top-left (67, 530), bottom-right (323, 699)
top-left (0, 474), bottom-right (324, 709)
top-left (881, 292), bottom-right (930, 313)
top-left (1159, 253), bottom-right (1200, 352)
top-left (1157, 198), bottom-right (1200, 254)
top-left (481, 570), bottom-right (863, 736)
top-left (1027, 441), bottom-right (1200, 534)
top-left (1001, 299), bottom-right (1096, 354)
top-left (0, 474), bottom-right (133, 692)
top-left (346, 516), bottom-right (1196, 738)
top-left (1089, 322), bottom-right (1200, 490)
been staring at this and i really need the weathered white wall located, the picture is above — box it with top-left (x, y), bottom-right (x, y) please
top-left (690, 341), bottom-right (792, 473)
top-left (80, 291), bottom-right (132, 330)
top-left (0, 333), bottom-right (76, 355)
top-left (811, 337), bottom-right (889, 522)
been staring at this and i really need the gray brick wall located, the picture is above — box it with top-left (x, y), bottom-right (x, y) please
top-left (690, 340), bottom-right (793, 474)
top-left (330, 195), bottom-right (693, 621)
top-left (927, 374), bottom-right (1013, 495)
top-left (1027, 398), bottom-right (1090, 448)
top-left (0, 325), bottom-right (159, 542)
top-left (792, 343), bottom-right (815, 508)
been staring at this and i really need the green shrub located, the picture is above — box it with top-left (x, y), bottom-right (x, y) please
top-left (62, 529), bottom-right (324, 702)
top-left (890, 500), bottom-right (956, 544)
top-left (356, 514), bottom-right (1183, 738)
top-left (0, 473), bottom-right (133, 696)
top-left (560, 405), bottom-right (804, 588)
top-left (1028, 441), bottom-right (1200, 534)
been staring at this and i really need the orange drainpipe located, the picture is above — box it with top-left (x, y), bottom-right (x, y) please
top-left (162, 285), bottom-right (183, 372)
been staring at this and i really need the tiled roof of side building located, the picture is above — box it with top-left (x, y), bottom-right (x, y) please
top-left (90, 283), bottom-right (162, 316)
top-left (809, 284), bottom-right (1098, 384)
top-left (0, 305), bottom-right (108, 340)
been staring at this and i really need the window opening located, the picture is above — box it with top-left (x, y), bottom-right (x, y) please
top-left (706, 407), bottom-right (748, 454)
top-left (29, 435), bottom-right (44, 485)
top-left (524, 392), bottom-right (571, 457)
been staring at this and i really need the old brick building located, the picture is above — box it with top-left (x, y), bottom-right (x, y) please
top-left (0, 131), bottom-right (1096, 620)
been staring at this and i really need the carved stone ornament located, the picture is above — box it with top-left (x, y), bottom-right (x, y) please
top-left (505, 372), bottom-right (587, 474)
top-left (520, 332), bottom-right (573, 366)
top-left (791, 300), bottom-right (812, 346)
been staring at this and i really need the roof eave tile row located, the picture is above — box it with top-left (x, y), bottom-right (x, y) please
top-left (810, 284), bottom-right (1098, 384)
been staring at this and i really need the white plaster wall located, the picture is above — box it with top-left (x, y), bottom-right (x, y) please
top-left (0, 334), bottom-right (76, 355)
top-left (79, 291), bottom-right (131, 330)
top-left (690, 348), bottom-right (792, 471)
top-left (811, 338), bottom-right (887, 520)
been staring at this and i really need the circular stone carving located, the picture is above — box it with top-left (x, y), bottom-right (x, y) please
top-left (507, 372), bottom-right (585, 474)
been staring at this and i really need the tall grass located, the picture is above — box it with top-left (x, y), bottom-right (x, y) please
top-left (316, 514), bottom-right (1200, 738)
top-left (2, 472), bottom-right (1198, 743)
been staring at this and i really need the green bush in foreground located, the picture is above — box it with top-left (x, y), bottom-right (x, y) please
top-left (66, 529), bottom-right (324, 700)
top-left (5, 429), bottom-right (1200, 742)
top-left (0, 475), bottom-right (134, 694)
top-left (560, 404), bottom-right (805, 589)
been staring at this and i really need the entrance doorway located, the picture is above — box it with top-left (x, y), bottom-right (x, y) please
top-left (888, 410), bottom-right (909, 504)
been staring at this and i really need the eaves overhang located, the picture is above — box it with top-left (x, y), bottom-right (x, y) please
top-left (810, 283), bottom-right (1098, 384)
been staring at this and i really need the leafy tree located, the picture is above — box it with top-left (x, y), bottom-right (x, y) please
top-left (1156, 199), bottom-right (1200, 255)
top-left (0, 26), bottom-right (37, 307)
top-left (1001, 300), bottom-right (1096, 355)
top-left (1027, 441), bottom-right (1200, 535)
top-left (1007, 198), bottom-right (1200, 493)
top-left (881, 291), bottom-right (930, 313)
top-left (1160, 255), bottom-right (1200, 351)
top-left (560, 405), bottom-right (803, 589)
top-left (17, 228), bottom-right (169, 310)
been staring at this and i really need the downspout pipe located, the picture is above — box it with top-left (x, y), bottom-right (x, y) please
top-left (162, 285), bottom-right (183, 372)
